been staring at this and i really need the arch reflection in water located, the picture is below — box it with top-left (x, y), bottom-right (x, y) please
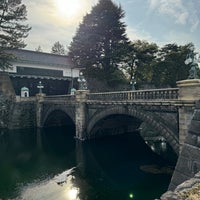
top-left (75, 133), bottom-right (175, 200)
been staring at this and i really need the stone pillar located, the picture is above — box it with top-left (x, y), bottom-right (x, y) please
top-left (176, 79), bottom-right (200, 148)
top-left (177, 79), bottom-right (200, 101)
top-left (178, 106), bottom-right (194, 148)
top-left (75, 90), bottom-right (89, 140)
top-left (36, 93), bottom-right (45, 127)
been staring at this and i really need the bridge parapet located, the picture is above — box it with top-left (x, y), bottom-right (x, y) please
top-left (43, 95), bottom-right (75, 103)
top-left (15, 96), bottom-right (36, 102)
top-left (87, 88), bottom-right (179, 102)
top-left (15, 94), bottom-right (75, 103)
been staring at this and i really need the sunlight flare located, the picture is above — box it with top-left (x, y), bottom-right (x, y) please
top-left (68, 187), bottom-right (79, 199)
top-left (55, 0), bottom-right (81, 18)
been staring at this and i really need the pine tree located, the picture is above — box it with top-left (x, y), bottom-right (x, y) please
top-left (35, 45), bottom-right (43, 52)
top-left (0, 0), bottom-right (31, 70)
top-left (51, 41), bottom-right (66, 55)
top-left (68, 0), bottom-right (129, 87)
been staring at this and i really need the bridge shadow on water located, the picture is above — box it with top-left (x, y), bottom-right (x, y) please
top-left (0, 126), bottom-right (177, 200)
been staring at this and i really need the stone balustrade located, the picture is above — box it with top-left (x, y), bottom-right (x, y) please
top-left (15, 88), bottom-right (179, 103)
top-left (87, 88), bottom-right (179, 102)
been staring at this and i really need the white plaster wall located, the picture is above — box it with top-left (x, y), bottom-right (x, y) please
top-left (4, 62), bottom-right (80, 78)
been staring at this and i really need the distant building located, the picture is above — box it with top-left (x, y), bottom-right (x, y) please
top-left (3, 49), bottom-right (80, 96)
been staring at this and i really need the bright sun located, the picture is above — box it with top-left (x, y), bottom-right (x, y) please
top-left (56, 0), bottom-right (81, 18)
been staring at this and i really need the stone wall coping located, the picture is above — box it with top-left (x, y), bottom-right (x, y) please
top-left (177, 79), bottom-right (200, 87)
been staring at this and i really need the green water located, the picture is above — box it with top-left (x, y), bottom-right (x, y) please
top-left (0, 127), bottom-right (175, 200)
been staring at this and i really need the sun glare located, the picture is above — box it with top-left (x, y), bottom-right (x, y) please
top-left (56, 0), bottom-right (81, 18)
top-left (68, 187), bottom-right (79, 199)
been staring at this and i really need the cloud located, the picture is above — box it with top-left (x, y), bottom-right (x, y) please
top-left (24, 23), bottom-right (76, 51)
top-left (22, 0), bottom-right (200, 52)
top-left (126, 26), bottom-right (157, 44)
top-left (148, 0), bottom-right (189, 25)
top-left (148, 0), bottom-right (200, 32)
top-left (127, 25), bottom-right (200, 51)
top-left (148, 0), bottom-right (159, 9)
top-left (162, 30), bottom-right (199, 49)
top-left (191, 19), bottom-right (199, 32)
top-left (188, 4), bottom-right (200, 32)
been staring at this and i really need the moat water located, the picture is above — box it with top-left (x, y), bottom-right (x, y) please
top-left (0, 126), bottom-right (175, 200)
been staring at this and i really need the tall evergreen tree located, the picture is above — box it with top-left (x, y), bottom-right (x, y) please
top-left (0, 0), bottom-right (31, 70)
top-left (68, 0), bottom-right (129, 87)
top-left (51, 41), bottom-right (66, 55)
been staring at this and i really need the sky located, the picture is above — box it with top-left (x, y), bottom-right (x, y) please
top-left (23, 0), bottom-right (200, 53)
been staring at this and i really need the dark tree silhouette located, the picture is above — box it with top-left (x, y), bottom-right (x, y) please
top-left (0, 0), bottom-right (31, 70)
top-left (68, 0), bottom-right (130, 88)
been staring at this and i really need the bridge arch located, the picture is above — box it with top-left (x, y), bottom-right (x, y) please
top-left (41, 105), bottom-right (75, 127)
top-left (87, 106), bottom-right (179, 154)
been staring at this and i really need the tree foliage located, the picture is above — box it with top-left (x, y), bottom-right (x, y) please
top-left (133, 41), bottom-right (158, 86)
top-left (123, 40), bottom-right (158, 88)
top-left (0, 0), bottom-right (31, 70)
top-left (51, 41), bottom-right (66, 55)
top-left (67, 0), bottom-right (198, 90)
top-left (124, 41), bottom-right (196, 89)
top-left (152, 43), bottom-right (194, 87)
top-left (68, 0), bottom-right (130, 88)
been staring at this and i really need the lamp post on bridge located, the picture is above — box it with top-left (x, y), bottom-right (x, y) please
top-left (77, 72), bottom-right (87, 90)
top-left (36, 81), bottom-right (45, 128)
top-left (37, 81), bottom-right (44, 94)
top-left (130, 76), bottom-right (136, 90)
top-left (70, 68), bottom-right (77, 95)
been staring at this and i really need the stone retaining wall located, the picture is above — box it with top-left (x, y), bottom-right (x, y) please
top-left (161, 101), bottom-right (200, 199)
top-left (8, 101), bottom-right (37, 129)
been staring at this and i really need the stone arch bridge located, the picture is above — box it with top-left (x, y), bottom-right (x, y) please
top-left (27, 79), bottom-right (199, 155)
top-left (6, 79), bottom-right (200, 191)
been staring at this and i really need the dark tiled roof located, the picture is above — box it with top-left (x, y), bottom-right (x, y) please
top-left (9, 73), bottom-right (70, 80)
top-left (7, 49), bottom-right (73, 68)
